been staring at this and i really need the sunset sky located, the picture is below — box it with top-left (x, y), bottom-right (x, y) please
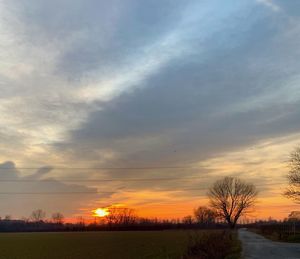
top-left (0, 0), bottom-right (300, 221)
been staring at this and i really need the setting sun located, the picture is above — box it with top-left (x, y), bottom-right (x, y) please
top-left (93, 208), bottom-right (109, 218)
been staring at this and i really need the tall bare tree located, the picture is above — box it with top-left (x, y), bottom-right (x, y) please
top-left (30, 209), bottom-right (46, 222)
top-left (284, 147), bottom-right (300, 203)
top-left (208, 177), bottom-right (257, 229)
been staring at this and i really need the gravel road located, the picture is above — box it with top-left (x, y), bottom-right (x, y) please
top-left (238, 228), bottom-right (300, 259)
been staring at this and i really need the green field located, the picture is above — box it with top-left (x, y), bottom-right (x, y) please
top-left (0, 231), bottom-right (191, 259)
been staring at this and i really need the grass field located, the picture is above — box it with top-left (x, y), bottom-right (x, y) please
top-left (0, 231), bottom-right (191, 259)
top-left (0, 230), bottom-right (242, 259)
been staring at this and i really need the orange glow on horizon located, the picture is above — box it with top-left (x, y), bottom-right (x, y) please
top-left (69, 196), bottom-right (300, 223)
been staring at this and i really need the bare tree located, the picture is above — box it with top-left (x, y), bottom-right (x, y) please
top-left (52, 212), bottom-right (64, 224)
top-left (182, 215), bottom-right (193, 225)
top-left (284, 147), bottom-right (300, 203)
top-left (4, 215), bottom-right (12, 220)
top-left (30, 209), bottom-right (46, 222)
top-left (287, 211), bottom-right (300, 222)
top-left (76, 216), bottom-right (85, 227)
top-left (194, 206), bottom-right (217, 224)
top-left (105, 207), bottom-right (137, 225)
top-left (208, 177), bottom-right (257, 229)
top-left (119, 208), bottom-right (137, 225)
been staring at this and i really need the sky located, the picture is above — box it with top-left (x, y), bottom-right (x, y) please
top-left (0, 0), bottom-right (300, 221)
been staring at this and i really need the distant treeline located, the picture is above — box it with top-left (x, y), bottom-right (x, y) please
top-left (0, 205), bottom-right (299, 232)
top-left (0, 218), bottom-right (228, 232)
top-left (0, 217), bottom-right (299, 232)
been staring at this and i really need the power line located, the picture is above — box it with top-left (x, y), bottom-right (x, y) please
top-left (0, 189), bottom-right (204, 195)
top-left (0, 179), bottom-right (286, 186)
top-left (0, 166), bottom-right (190, 170)
top-left (0, 183), bottom-right (286, 195)
top-left (0, 187), bottom-right (208, 195)
top-left (0, 176), bottom-right (206, 182)
top-left (0, 175), bottom-right (286, 184)
top-left (0, 192), bottom-right (105, 195)
top-left (0, 180), bottom-right (286, 190)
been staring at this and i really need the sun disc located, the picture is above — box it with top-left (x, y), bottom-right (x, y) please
top-left (93, 208), bottom-right (109, 217)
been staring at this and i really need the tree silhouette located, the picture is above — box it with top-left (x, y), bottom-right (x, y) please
top-left (52, 212), bottom-right (64, 224)
top-left (284, 147), bottom-right (300, 203)
top-left (105, 207), bottom-right (137, 225)
top-left (194, 206), bottom-right (217, 224)
top-left (208, 177), bottom-right (257, 229)
top-left (30, 209), bottom-right (46, 222)
top-left (182, 215), bottom-right (193, 225)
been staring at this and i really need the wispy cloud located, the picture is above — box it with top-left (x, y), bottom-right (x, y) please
top-left (256, 0), bottom-right (281, 12)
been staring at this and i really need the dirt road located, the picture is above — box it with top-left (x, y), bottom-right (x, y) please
top-left (238, 229), bottom-right (300, 259)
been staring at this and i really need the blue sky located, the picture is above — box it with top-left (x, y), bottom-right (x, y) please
top-left (0, 0), bottom-right (299, 219)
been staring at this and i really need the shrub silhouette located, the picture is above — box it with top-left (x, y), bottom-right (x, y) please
top-left (185, 230), bottom-right (240, 259)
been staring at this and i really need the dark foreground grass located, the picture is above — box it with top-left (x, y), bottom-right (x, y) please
top-left (0, 230), bottom-right (241, 259)
top-left (0, 231), bottom-right (189, 259)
